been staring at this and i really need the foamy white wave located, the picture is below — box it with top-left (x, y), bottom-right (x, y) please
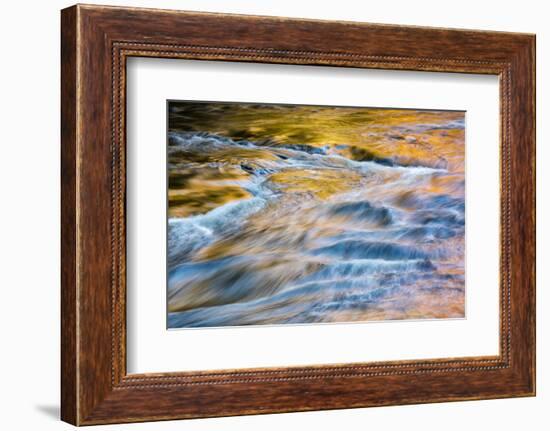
top-left (168, 131), bottom-right (246, 150)
top-left (168, 197), bottom-right (267, 258)
top-left (305, 258), bottom-right (434, 281)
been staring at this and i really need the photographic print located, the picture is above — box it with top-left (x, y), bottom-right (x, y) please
top-left (167, 101), bottom-right (465, 329)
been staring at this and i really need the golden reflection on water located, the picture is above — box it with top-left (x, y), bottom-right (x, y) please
top-left (167, 102), bottom-right (465, 328)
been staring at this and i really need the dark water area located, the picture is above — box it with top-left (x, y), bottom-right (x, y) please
top-left (167, 102), bottom-right (465, 328)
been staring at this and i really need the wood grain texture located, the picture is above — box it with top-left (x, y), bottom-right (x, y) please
top-left (60, 5), bottom-right (78, 425)
top-left (60, 4), bottom-right (536, 425)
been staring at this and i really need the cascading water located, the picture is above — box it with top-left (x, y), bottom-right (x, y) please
top-left (166, 103), bottom-right (465, 328)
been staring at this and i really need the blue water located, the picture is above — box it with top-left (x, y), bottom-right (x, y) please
top-left (167, 127), bottom-right (465, 328)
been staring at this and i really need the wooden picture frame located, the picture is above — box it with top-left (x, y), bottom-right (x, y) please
top-left (61, 4), bottom-right (535, 425)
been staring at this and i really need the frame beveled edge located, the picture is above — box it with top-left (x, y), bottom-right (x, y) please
top-left (61, 4), bottom-right (535, 426)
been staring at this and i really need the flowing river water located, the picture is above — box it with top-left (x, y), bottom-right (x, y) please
top-left (167, 102), bottom-right (465, 328)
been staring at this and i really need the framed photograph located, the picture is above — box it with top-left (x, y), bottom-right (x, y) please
top-left (61, 4), bottom-right (535, 425)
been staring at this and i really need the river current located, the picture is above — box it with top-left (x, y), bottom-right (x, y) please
top-left (167, 104), bottom-right (465, 328)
